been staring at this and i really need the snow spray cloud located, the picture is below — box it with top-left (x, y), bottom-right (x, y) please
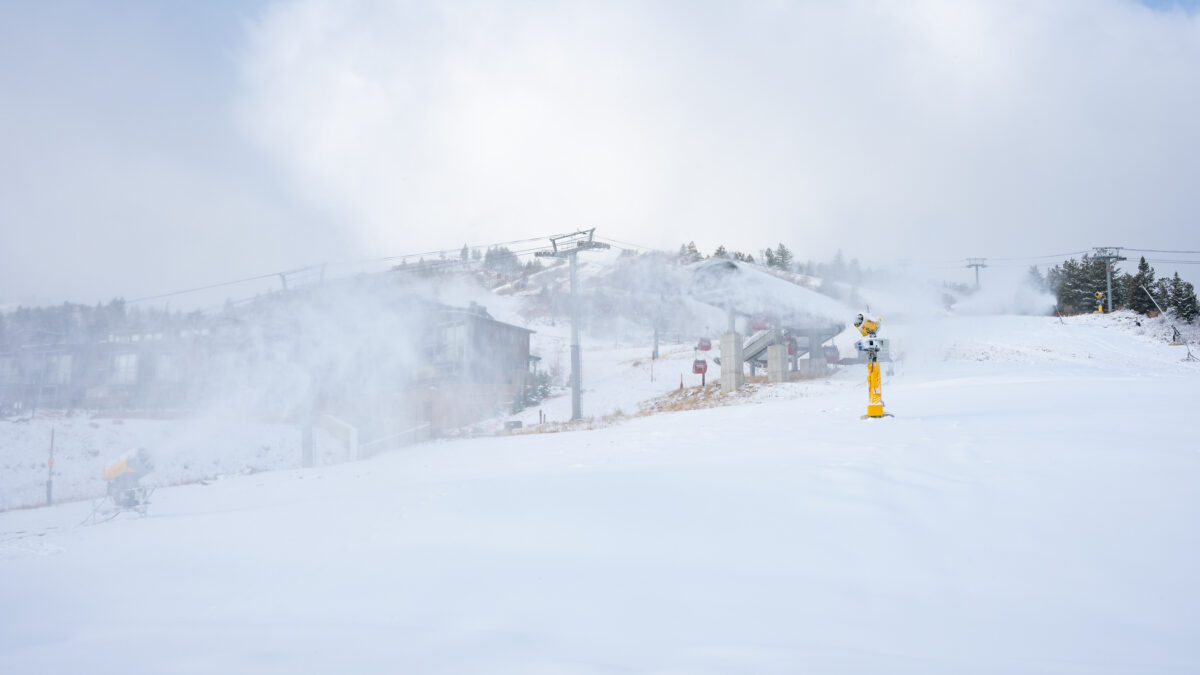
top-left (184, 276), bottom-right (436, 427)
top-left (952, 271), bottom-right (1057, 316)
top-left (236, 0), bottom-right (1200, 266)
top-left (687, 259), bottom-right (850, 330)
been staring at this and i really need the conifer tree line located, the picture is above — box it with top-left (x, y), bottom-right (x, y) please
top-left (1032, 255), bottom-right (1198, 323)
top-left (679, 241), bottom-right (1198, 324)
top-left (678, 241), bottom-right (865, 282)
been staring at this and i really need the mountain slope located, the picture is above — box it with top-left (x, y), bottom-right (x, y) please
top-left (2, 313), bottom-right (1198, 673)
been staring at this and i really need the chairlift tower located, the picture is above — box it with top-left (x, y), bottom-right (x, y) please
top-left (536, 229), bottom-right (610, 421)
top-left (1092, 247), bottom-right (1126, 313)
top-left (966, 258), bottom-right (987, 290)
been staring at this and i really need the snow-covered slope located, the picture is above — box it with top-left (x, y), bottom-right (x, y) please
top-left (2, 313), bottom-right (1198, 673)
top-left (0, 416), bottom-right (344, 511)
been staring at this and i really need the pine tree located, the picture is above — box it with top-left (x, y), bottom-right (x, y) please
top-left (847, 258), bottom-right (862, 284)
top-left (712, 245), bottom-right (729, 259)
top-left (1083, 256), bottom-right (1111, 310)
top-left (1128, 257), bottom-right (1158, 314)
top-left (1047, 256), bottom-right (1108, 314)
top-left (832, 250), bottom-right (846, 280)
top-left (678, 242), bottom-right (702, 264)
top-left (774, 243), bottom-right (794, 271)
top-left (460, 244), bottom-right (470, 261)
top-left (484, 246), bottom-right (520, 270)
top-left (763, 248), bottom-right (777, 268)
top-left (1152, 277), bottom-right (1172, 314)
top-left (1168, 272), bottom-right (1199, 323)
top-left (1025, 265), bottom-right (1046, 291)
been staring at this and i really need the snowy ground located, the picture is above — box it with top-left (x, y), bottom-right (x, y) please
top-left (2, 313), bottom-right (1198, 673)
top-left (0, 416), bottom-right (344, 511)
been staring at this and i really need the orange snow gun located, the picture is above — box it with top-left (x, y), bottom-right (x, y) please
top-left (854, 313), bottom-right (879, 337)
top-left (102, 458), bottom-right (131, 482)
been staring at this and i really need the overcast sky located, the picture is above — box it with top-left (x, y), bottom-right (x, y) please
top-left (2, 0), bottom-right (1199, 306)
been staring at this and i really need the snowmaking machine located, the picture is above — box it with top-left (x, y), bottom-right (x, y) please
top-left (854, 313), bottom-right (892, 419)
top-left (95, 448), bottom-right (155, 519)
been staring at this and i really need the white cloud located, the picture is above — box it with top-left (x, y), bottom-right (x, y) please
top-left (236, 0), bottom-right (1200, 266)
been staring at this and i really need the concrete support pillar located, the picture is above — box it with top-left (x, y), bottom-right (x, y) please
top-left (799, 331), bottom-right (828, 377)
top-left (720, 332), bottom-right (744, 393)
top-left (767, 344), bottom-right (787, 383)
top-left (809, 331), bottom-right (826, 365)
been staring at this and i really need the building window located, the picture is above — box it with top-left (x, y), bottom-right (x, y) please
top-left (112, 353), bottom-right (138, 385)
top-left (440, 323), bottom-right (466, 364)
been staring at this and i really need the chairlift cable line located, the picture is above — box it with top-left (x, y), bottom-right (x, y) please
top-left (126, 235), bottom-right (565, 305)
top-left (1126, 248), bottom-right (1200, 255)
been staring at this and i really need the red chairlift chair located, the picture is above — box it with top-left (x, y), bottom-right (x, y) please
top-left (693, 359), bottom-right (708, 374)
top-left (697, 337), bottom-right (712, 351)
top-left (822, 344), bottom-right (840, 362)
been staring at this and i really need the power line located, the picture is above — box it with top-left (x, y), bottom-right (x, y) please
top-left (126, 234), bottom-right (567, 305)
top-left (127, 271), bottom-right (295, 304)
top-left (365, 234), bottom-right (571, 264)
top-left (984, 251), bottom-right (1089, 262)
top-left (1127, 248), bottom-right (1200, 255)
top-left (595, 235), bottom-right (653, 251)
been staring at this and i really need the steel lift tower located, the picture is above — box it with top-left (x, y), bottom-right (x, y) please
top-left (966, 258), bottom-right (987, 289)
top-left (1092, 247), bottom-right (1126, 313)
top-left (537, 229), bottom-right (610, 421)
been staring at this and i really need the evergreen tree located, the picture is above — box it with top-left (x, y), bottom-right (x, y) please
top-left (1082, 256), bottom-right (1111, 310)
top-left (1168, 272), bottom-right (1199, 323)
top-left (832, 250), bottom-right (846, 280)
top-left (484, 246), bottom-right (520, 270)
top-left (1152, 277), bottom-right (1172, 313)
top-left (677, 242), bottom-right (702, 264)
top-left (1047, 256), bottom-right (1107, 313)
top-left (1024, 265), bottom-right (1046, 291)
top-left (460, 244), bottom-right (470, 261)
top-left (847, 258), bottom-right (862, 284)
top-left (712, 245), bottom-right (729, 259)
top-left (763, 248), bottom-right (777, 268)
top-left (774, 243), bottom-right (794, 271)
top-left (1128, 257), bottom-right (1158, 314)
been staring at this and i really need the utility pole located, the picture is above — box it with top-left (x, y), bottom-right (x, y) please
top-left (1092, 247), bottom-right (1126, 313)
top-left (46, 427), bottom-right (55, 505)
top-left (536, 230), bottom-right (610, 421)
top-left (966, 258), bottom-right (987, 290)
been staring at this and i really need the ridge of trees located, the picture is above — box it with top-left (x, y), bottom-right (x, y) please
top-left (677, 241), bottom-right (865, 282)
top-left (679, 241), bottom-right (1198, 324)
top-left (1035, 256), bottom-right (1197, 322)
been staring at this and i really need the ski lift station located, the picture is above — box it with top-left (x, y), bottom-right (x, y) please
top-left (688, 259), bottom-right (847, 392)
